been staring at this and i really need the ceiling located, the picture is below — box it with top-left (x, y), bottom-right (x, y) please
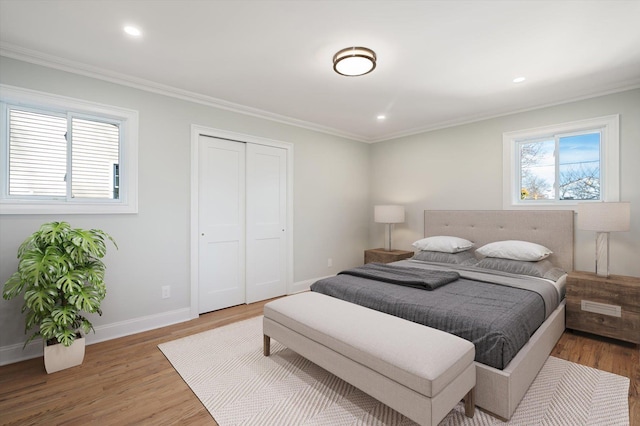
top-left (1, 0), bottom-right (639, 143)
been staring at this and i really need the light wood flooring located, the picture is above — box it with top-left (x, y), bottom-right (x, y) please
top-left (1, 299), bottom-right (638, 425)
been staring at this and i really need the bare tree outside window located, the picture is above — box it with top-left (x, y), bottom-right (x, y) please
top-left (558, 133), bottom-right (600, 200)
top-left (504, 115), bottom-right (617, 208)
top-left (559, 166), bottom-right (600, 200)
top-left (520, 140), bottom-right (553, 200)
top-left (519, 132), bottom-right (601, 202)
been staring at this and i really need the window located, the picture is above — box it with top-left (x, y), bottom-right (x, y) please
top-left (503, 115), bottom-right (619, 208)
top-left (1, 85), bottom-right (138, 214)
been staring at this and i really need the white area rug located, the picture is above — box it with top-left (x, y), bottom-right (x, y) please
top-left (158, 316), bottom-right (630, 425)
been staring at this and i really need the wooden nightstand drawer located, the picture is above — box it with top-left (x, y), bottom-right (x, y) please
top-left (565, 271), bottom-right (640, 344)
top-left (364, 248), bottom-right (414, 264)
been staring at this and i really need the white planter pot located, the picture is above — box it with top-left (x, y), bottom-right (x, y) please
top-left (44, 337), bottom-right (85, 374)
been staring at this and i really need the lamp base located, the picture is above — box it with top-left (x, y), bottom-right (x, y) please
top-left (384, 223), bottom-right (393, 251)
top-left (595, 232), bottom-right (610, 277)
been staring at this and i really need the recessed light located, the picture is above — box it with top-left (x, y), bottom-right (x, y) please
top-left (513, 77), bottom-right (526, 83)
top-left (124, 26), bottom-right (142, 37)
top-left (377, 115), bottom-right (386, 120)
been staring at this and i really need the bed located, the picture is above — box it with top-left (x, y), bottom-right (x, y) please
top-left (311, 210), bottom-right (574, 420)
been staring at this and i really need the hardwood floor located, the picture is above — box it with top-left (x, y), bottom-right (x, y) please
top-left (1, 299), bottom-right (638, 425)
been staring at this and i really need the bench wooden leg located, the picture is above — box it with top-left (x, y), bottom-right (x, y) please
top-left (464, 388), bottom-right (475, 418)
top-left (263, 334), bottom-right (271, 356)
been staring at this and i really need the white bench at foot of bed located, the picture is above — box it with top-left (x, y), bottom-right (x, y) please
top-left (263, 292), bottom-right (476, 426)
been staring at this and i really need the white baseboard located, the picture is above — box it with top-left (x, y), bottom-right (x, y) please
top-left (1, 277), bottom-right (331, 366)
top-left (289, 275), bottom-right (333, 295)
top-left (0, 307), bottom-right (191, 366)
top-left (0, 339), bottom-right (43, 366)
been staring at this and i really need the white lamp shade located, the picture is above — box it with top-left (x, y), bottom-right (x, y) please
top-left (576, 202), bottom-right (631, 232)
top-left (374, 205), bottom-right (405, 224)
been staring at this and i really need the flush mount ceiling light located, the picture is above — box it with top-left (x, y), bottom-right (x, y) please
top-left (333, 47), bottom-right (376, 76)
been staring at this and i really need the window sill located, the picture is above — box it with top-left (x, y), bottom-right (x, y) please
top-left (0, 200), bottom-right (137, 215)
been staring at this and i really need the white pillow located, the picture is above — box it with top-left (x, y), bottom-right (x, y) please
top-left (411, 236), bottom-right (474, 253)
top-left (476, 240), bottom-right (552, 261)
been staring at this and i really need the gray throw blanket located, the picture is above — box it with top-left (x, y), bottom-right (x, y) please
top-left (338, 263), bottom-right (460, 290)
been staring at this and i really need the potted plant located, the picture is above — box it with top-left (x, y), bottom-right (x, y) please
top-left (3, 221), bottom-right (116, 373)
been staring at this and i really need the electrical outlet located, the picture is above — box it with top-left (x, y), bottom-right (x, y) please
top-left (327, 258), bottom-right (333, 267)
top-left (162, 285), bottom-right (170, 299)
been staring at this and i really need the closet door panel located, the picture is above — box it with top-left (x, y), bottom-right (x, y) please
top-left (198, 136), bottom-right (246, 313)
top-left (246, 143), bottom-right (287, 303)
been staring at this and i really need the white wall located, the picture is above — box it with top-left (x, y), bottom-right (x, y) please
top-left (370, 89), bottom-right (640, 277)
top-left (0, 57), bottom-right (370, 363)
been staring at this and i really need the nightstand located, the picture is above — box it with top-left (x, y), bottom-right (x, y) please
top-left (364, 248), bottom-right (414, 264)
top-left (565, 271), bottom-right (640, 344)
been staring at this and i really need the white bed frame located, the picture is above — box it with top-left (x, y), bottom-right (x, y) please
top-left (424, 210), bottom-right (574, 420)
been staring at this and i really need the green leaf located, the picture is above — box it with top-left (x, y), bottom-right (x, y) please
top-left (24, 309), bottom-right (46, 333)
top-left (24, 287), bottom-right (57, 313)
top-left (39, 317), bottom-right (60, 341)
top-left (80, 318), bottom-right (94, 335)
top-left (68, 228), bottom-right (107, 259)
top-left (56, 270), bottom-right (84, 294)
top-left (52, 305), bottom-right (76, 326)
top-left (38, 222), bottom-right (71, 247)
top-left (68, 285), bottom-right (104, 313)
top-left (55, 328), bottom-right (77, 347)
top-left (83, 261), bottom-right (106, 283)
top-left (3, 272), bottom-right (25, 300)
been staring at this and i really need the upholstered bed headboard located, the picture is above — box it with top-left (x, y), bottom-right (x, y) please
top-left (424, 210), bottom-right (574, 272)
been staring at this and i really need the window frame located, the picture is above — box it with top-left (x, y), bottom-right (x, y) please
top-left (502, 115), bottom-right (619, 209)
top-left (0, 84), bottom-right (138, 214)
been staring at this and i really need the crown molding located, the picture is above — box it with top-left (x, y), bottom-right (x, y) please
top-left (0, 43), bottom-right (367, 143)
top-left (370, 81), bottom-right (640, 143)
top-left (3, 43), bottom-right (638, 146)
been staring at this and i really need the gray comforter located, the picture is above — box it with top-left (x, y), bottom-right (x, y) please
top-left (310, 260), bottom-right (560, 370)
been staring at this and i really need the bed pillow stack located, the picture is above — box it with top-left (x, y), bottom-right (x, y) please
top-left (474, 240), bottom-right (565, 280)
top-left (411, 236), bottom-right (476, 264)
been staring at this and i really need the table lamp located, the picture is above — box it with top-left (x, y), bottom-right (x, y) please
top-left (374, 205), bottom-right (405, 251)
top-left (576, 202), bottom-right (631, 277)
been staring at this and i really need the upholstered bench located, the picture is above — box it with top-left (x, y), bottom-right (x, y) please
top-left (263, 292), bottom-right (476, 426)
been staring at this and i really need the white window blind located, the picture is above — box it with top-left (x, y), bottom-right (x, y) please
top-left (7, 108), bottom-right (120, 200)
top-left (71, 117), bottom-right (120, 199)
top-left (9, 109), bottom-right (67, 197)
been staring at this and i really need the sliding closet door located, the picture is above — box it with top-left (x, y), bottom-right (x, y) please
top-left (245, 143), bottom-right (287, 303)
top-left (198, 136), bottom-right (246, 313)
top-left (197, 135), bottom-right (288, 313)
